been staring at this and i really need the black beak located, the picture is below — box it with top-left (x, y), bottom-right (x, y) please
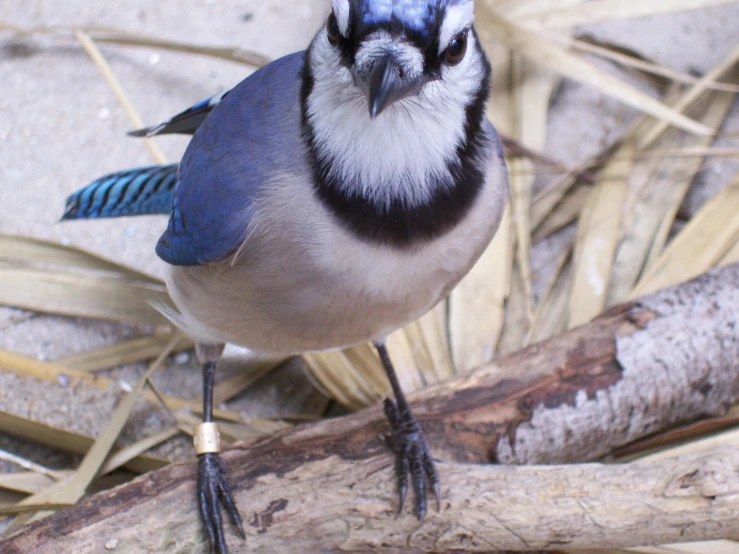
top-left (363, 55), bottom-right (421, 119)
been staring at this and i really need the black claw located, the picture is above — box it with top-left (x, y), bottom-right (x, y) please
top-left (409, 442), bottom-right (426, 519)
top-left (198, 483), bottom-right (217, 553)
top-left (421, 443), bottom-right (440, 511)
top-left (383, 397), bottom-right (440, 520)
top-left (395, 447), bottom-right (409, 515)
top-left (197, 452), bottom-right (244, 554)
top-left (218, 478), bottom-right (246, 540)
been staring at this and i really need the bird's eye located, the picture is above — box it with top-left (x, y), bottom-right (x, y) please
top-left (326, 12), bottom-right (341, 46)
top-left (444, 31), bottom-right (468, 65)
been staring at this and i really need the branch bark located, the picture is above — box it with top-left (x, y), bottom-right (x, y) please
top-left (2, 264), bottom-right (738, 553)
top-left (5, 448), bottom-right (739, 553)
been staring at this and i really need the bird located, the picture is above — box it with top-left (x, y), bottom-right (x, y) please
top-left (63, 0), bottom-right (509, 552)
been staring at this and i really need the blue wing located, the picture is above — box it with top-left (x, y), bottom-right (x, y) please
top-left (128, 90), bottom-right (230, 138)
top-left (155, 51), bottom-right (307, 266)
top-left (484, 118), bottom-right (505, 164)
top-left (62, 164), bottom-right (178, 220)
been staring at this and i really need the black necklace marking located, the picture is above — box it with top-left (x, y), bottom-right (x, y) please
top-left (300, 38), bottom-right (492, 250)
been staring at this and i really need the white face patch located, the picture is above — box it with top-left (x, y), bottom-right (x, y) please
top-left (438, 1), bottom-right (475, 54)
top-left (354, 31), bottom-right (424, 79)
top-left (306, 29), bottom-right (487, 210)
top-left (332, 0), bottom-right (351, 35)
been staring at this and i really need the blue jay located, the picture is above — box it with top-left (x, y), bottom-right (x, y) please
top-left (64, 0), bottom-right (509, 552)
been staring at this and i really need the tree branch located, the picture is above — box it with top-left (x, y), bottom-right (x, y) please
top-left (2, 263), bottom-right (738, 553)
top-left (5, 447), bottom-right (739, 553)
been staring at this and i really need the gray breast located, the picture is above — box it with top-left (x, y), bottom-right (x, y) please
top-left (164, 137), bottom-right (508, 354)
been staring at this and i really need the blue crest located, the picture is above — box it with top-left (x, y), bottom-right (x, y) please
top-left (360, 0), bottom-right (435, 30)
top-left (355, 0), bottom-right (468, 32)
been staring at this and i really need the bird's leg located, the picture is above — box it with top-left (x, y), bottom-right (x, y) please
top-left (194, 344), bottom-right (245, 554)
top-left (374, 341), bottom-right (440, 520)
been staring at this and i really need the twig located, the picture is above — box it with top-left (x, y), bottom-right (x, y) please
top-left (0, 450), bottom-right (65, 481)
top-left (0, 22), bottom-right (269, 67)
top-left (73, 30), bottom-right (167, 164)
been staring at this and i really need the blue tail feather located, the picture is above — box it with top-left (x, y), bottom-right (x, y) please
top-left (65, 90), bottom-right (228, 220)
top-left (62, 164), bottom-right (178, 220)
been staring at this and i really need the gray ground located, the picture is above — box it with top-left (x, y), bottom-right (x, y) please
top-left (0, 0), bottom-right (737, 501)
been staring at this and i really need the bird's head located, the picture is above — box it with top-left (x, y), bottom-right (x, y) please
top-left (306, 0), bottom-right (488, 116)
top-left (302, 0), bottom-right (492, 210)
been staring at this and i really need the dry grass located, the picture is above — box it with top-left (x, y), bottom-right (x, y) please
top-left (0, 1), bottom-right (738, 551)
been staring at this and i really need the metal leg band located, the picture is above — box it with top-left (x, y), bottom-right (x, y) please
top-left (194, 422), bottom-right (222, 455)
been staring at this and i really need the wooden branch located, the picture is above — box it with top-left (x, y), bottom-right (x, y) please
top-left (4, 447), bottom-right (739, 553)
top-left (2, 264), bottom-right (738, 553)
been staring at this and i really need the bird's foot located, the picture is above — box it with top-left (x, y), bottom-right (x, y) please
top-left (197, 452), bottom-right (245, 554)
top-left (383, 397), bottom-right (440, 520)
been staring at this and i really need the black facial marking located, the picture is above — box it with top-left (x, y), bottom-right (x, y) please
top-left (299, 33), bottom-right (493, 250)
top-left (330, 1), bottom-right (448, 79)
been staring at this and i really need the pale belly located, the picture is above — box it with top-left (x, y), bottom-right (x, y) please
top-left (165, 165), bottom-right (507, 354)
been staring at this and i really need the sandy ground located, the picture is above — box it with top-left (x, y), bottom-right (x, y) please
top-left (0, 0), bottom-right (737, 483)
